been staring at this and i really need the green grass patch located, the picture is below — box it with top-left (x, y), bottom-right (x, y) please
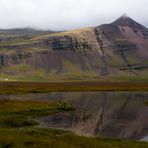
top-left (0, 100), bottom-right (74, 128)
top-left (0, 128), bottom-right (148, 148)
top-left (0, 115), bottom-right (37, 128)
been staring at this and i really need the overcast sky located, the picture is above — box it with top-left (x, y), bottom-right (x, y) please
top-left (0, 0), bottom-right (147, 30)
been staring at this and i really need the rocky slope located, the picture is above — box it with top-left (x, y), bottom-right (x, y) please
top-left (0, 15), bottom-right (148, 81)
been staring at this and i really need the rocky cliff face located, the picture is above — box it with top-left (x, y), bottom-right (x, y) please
top-left (0, 15), bottom-right (148, 81)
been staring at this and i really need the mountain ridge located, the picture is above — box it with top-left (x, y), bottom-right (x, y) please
top-left (0, 15), bottom-right (148, 82)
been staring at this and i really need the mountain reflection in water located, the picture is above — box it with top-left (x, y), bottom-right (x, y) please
top-left (1, 91), bottom-right (148, 140)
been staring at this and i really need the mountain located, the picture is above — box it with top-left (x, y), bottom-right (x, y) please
top-left (0, 15), bottom-right (148, 81)
top-left (0, 28), bottom-right (57, 36)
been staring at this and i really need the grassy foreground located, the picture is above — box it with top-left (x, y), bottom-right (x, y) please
top-left (0, 128), bottom-right (148, 148)
top-left (0, 82), bottom-right (148, 94)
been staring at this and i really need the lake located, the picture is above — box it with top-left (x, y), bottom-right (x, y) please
top-left (0, 91), bottom-right (148, 140)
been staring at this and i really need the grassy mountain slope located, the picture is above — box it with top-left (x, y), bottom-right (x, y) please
top-left (0, 15), bottom-right (148, 81)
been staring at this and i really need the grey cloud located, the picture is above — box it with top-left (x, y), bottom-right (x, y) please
top-left (0, 0), bottom-right (147, 30)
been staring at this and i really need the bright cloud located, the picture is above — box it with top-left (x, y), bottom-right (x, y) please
top-left (0, 0), bottom-right (147, 30)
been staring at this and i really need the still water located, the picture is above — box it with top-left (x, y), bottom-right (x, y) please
top-left (0, 91), bottom-right (148, 140)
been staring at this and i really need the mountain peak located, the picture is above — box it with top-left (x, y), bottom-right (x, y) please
top-left (113, 14), bottom-right (132, 26)
top-left (112, 14), bottom-right (145, 29)
top-left (120, 13), bottom-right (129, 19)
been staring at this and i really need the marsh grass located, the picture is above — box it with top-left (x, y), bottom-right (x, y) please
top-left (0, 100), bottom-right (74, 128)
top-left (0, 128), bottom-right (148, 148)
top-left (0, 82), bottom-right (148, 94)
top-left (0, 115), bottom-right (37, 128)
